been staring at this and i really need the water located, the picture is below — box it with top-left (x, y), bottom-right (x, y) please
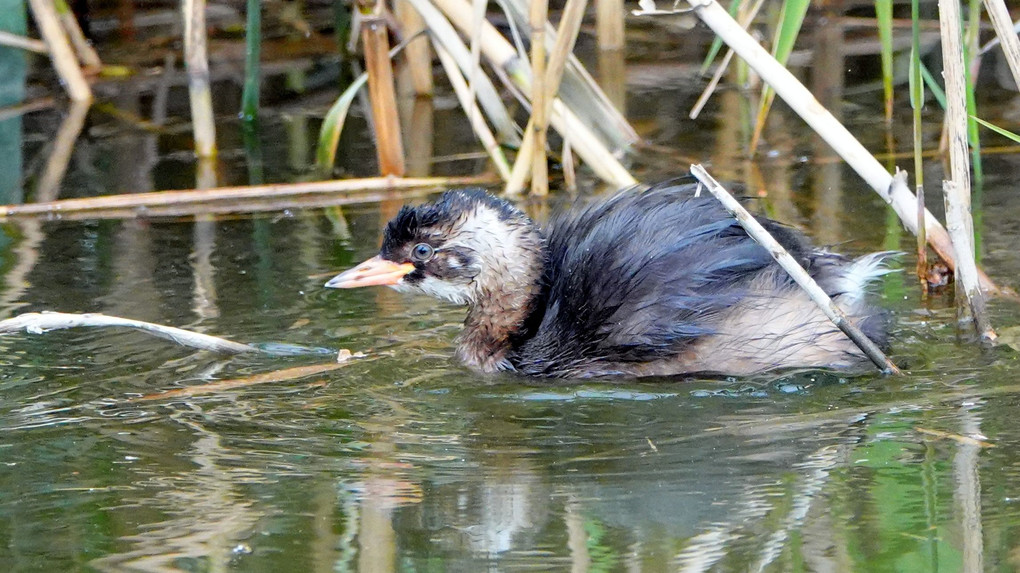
top-left (3, 16), bottom-right (1020, 572)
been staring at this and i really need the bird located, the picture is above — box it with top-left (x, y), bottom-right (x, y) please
top-left (325, 180), bottom-right (891, 379)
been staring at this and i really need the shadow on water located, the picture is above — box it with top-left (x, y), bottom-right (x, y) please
top-left (2, 4), bottom-right (1020, 572)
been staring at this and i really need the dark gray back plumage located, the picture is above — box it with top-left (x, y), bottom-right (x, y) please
top-left (508, 182), bottom-right (882, 377)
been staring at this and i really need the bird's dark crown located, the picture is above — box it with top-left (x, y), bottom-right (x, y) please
top-left (381, 188), bottom-right (527, 257)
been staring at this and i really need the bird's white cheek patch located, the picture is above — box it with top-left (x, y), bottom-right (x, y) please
top-left (416, 276), bottom-right (472, 305)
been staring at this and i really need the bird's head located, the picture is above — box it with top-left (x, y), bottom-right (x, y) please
top-left (325, 189), bottom-right (544, 307)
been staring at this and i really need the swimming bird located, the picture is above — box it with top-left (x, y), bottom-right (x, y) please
top-left (325, 181), bottom-right (890, 378)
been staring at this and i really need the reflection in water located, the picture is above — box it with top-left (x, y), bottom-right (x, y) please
top-left (0, 219), bottom-right (42, 319)
top-left (90, 408), bottom-right (259, 572)
top-left (34, 100), bottom-right (89, 202)
top-left (954, 400), bottom-right (984, 573)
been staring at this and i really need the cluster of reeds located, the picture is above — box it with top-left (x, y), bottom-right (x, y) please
top-left (315, 0), bottom-right (639, 195)
top-left (647, 0), bottom-right (1018, 342)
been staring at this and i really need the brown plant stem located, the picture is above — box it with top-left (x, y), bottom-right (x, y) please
top-left (361, 10), bottom-right (406, 176)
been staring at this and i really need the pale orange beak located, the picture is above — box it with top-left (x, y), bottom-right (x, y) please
top-left (325, 256), bottom-right (416, 288)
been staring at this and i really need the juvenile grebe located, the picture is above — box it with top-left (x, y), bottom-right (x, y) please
top-left (326, 182), bottom-right (890, 378)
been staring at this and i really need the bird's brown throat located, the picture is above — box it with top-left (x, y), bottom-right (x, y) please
top-left (454, 225), bottom-right (545, 373)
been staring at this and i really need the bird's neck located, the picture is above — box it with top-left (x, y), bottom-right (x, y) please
top-left (456, 225), bottom-right (546, 373)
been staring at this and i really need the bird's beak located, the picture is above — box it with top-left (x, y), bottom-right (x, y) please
top-left (325, 256), bottom-right (416, 288)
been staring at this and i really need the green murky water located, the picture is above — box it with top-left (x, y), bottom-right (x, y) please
top-left (3, 13), bottom-right (1020, 572)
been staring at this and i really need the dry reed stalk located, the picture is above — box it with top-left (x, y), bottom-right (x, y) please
top-left (0, 311), bottom-right (258, 354)
top-left (981, 0), bottom-right (1020, 91)
top-left (596, 0), bottom-right (625, 51)
top-left (690, 164), bottom-right (901, 375)
top-left (54, 0), bottom-right (102, 72)
top-left (361, 10), bottom-right (407, 176)
top-left (507, 0), bottom-right (589, 195)
top-left (433, 40), bottom-right (512, 180)
top-left (937, 0), bottom-right (972, 238)
top-left (0, 31), bottom-right (47, 53)
top-left (679, 0), bottom-right (999, 295)
top-left (598, 48), bottom-right (626, 113)
top-left (562, 139), bottom-right (577, 191)
top-left (505, 129), bottom-right (537, 193)
top-left (0, 175), bottom-right (493, 220)
top-left (27, 0), bottom-right (91, 102)
top-left (403, 0), bottom-right (520, 145)
top-left (395, 0), bottom-right (433, 95)
top-left (468, 0), bottom-right (487, 134)
top-left (916, 184), bottom-right (928, 294)
top-left (431, 0), bottom-right (635, 188)
top-left (938, 0), bottom-right (994, 340)
top-left (943, 182), bottom-right (995, 339)
top-left (498, 0), bottom-right (637, 146)
top-left (529, 0), bottom-right (550, 195)
top-left (182, 0), bottom-right (217, 158)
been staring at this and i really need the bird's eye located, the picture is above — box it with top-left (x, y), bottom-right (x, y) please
top-left (410, 242), bottom-right (434, 262)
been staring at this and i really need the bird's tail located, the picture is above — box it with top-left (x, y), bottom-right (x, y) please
top-left (836, 251), bottom-right (900, 303)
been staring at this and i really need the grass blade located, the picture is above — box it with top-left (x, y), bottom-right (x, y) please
top-left (971, 116), bottom-right (1020, 144)
top-left (700, 0), bottom-right (744, 75)
top-left (316, 74), bottom-right (368, 175)
top-left (919, 61), bottom-right (947, 108)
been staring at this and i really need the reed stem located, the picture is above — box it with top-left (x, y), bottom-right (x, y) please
top-left (395, 0), bottom-right (433, 95)
top-left (27, 0), bottom-right (92, 102)
top-left (0, 175), bottom-right (494, 221)
top-left (0, 30), bottom-right (47, 53)
top-left (981, 0), bottom-right (1020, 90)
top-left (54, 0), bottom-right (101, 71)
top-left (938, 0), bottom-right (995, 340)
top-left (430, 0), bottom-right (635, 187)
top-left (508, 0), bottom-right (589, 194)
top-left (182, 0), bottom-right (217, 158)
top-left (528, 0), bottom-right (550, 195)
top-left (596, 0), bottom-right (625, 51)
top-left (241, 0), bottom-right (262, 123)
top-left (361, 8), bottom-right (406, 176)
top-left (909, 0), bottom-right (927, 291)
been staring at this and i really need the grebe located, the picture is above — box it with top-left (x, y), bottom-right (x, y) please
top-left (325, 181), bottom-right (890, 378)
